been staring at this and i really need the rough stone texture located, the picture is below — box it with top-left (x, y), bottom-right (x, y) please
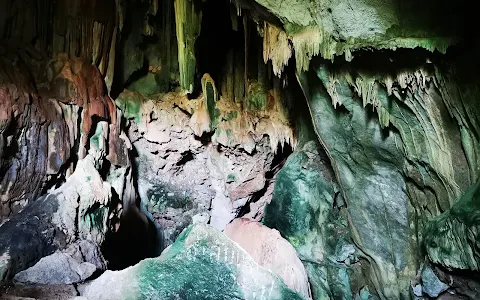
top-left (0, 153), bottom-right (115, 283)
top-left (117, 90), bottom-right (293, 245)
top-left (263, 131), bottom-right (362, 300)
top-left (0, 52), bottom-right (128, 223)
top-left (13, 239), bottom-right (106, 285)
top-left (224, 218), bottom-right (312, 299)
top-left (424, 180), bottom-right (480, 271)
top-left (253, 0), bottom-right (470, 74)
top-left (13, 253), bottom-right (96, 285)
top-left (1, 1), bottom-right (479, 299)
top-left (81, 224), bottom-right (306, 300)
top-left (0, 54), bottom-right (77, 222)
top-left (296, 50), bottom-right (480, 299)
top-left (298, 60), bottom-right (418, 299)
top-left (13, 240), bottom-right (105, 285)
top-left (420, 265), bottom-right (449, 298)
top-left (434, 265), bottom-right (480, 299)
top-left (47, 55), bottom-right (123, 164)
top-left (0, 284), bottom-right (78, 300)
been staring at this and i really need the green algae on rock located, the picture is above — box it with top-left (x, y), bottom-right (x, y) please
top-left (81, 224), bottom-right (307, 300)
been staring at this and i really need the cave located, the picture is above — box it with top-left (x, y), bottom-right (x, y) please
top-left (1, 0), bottom-right (480, 299)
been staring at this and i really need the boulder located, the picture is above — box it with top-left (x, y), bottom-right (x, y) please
top-left (421, 266), bottom-right (449, 298)
top-left (13, 253), bottom-right (96, 285)
top-left (13, 240), bottom-right (106, 285)
top-left (224, 218), bottom-right (312, 299)
top-left (263, 139), bottom-right (359, 300)
top-left (81, 224), bottom-right (306, 300)
top-left (0, 154), bottom-right (113, 283)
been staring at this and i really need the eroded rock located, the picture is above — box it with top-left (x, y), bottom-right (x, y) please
top-left (425, 180), bottom-right (480, 271)
top-left (13, 240), bottom-right (105, 285)
top-left (0, 153), bottom-right (115, 282)
top-left (264, 136), bottom-right (357, 300)
top-left (81, 224), bottom-right (306, 300)
top-left (117, 90), bottom-right (292, 244)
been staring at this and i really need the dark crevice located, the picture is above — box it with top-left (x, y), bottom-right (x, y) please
top-left (173, 103), bottom-right (192, 117)
top-left (194, 130), bottom-right (214, 146)
top-left (237, 142), bottom-right (292, 218)
top-left (101, 124), bottom-right (163, 270)
top-left (124, 57), bottom-right (149, 89)
top-left (266, 142), bottom-right (293, 179)
top-left (176, 151), bottom-right (194, 166)
top-left (101, 206), bottom-right (161, 270)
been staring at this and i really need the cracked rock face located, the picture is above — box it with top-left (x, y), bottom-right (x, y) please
top-left (13, 240), bottom-right (106, 285)
top-left (118, 90), bottom-right (291, 245)
top-left (0, 152), bottom-right (117, 282)
top-left (0, 54), bottom-right (127, 224)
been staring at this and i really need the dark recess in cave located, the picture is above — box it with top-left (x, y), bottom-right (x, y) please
top-left (236, 141), bottom-right (293, 218)
top-left (101, 206), bottom-right (161, 270)
top-left (101, 128), bottom-right (163, 271)
top-left (195, 0), bottom-right (236, 90)
top-left (193, 0), bottom-right (271, 100)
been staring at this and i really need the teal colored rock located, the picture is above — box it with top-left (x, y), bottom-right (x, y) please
top-left (424, 180), bottom-right (480, 271)
top-left (81, 224), bottom-right (306, 300)
top-left (297, 60), bottom-right (415, 299)
top-left (294, 52), bottom-right (480, 299)
top-left (420, 266), bottom-right (448, 297)
top-left (264, 124), bottom-right (360, 300)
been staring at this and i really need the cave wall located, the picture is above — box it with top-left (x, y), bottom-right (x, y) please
top-left (293, 47), bottom-right (480, 298)
top-left (0, 0), bottom-right (479, 299)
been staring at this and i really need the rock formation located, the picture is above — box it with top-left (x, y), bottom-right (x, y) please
top-left (224, 218), bottom-right (312, 299)
top-left (0, 0), bottom-right (479, 299)
top-left (81, 224), bottom-right (306, 300)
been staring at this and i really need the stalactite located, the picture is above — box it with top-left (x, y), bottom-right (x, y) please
top-left (243, 14), bottom-right (248, 110)
top-left (323, 66), bottom-right (462, 204)
top-left (174, 0), bottom-right (202, 93)
top-left (262, 22), bottom-right (291, 77)
top-left (291, 27), bottom-right (325, 72)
